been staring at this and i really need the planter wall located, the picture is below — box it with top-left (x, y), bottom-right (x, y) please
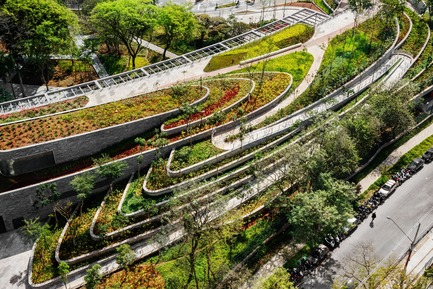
top-left (161, 78), bottom-right (255, 136)
top-left (0, 86), bottom-right (209, 176)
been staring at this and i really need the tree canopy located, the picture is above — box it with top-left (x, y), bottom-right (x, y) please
top-left (157, 3), bottom-right (197, 59)
top-left (91, 0), bottom-right (157, 69)
top-left (0, 0), bottom-right (78, 92)
top-left (285, 174), bottom-right (355, 245)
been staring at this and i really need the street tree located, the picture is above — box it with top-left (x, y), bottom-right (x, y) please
top-left (333, 242), bottom-right (431, 289)
top-left (84, 264), bottom-right (102, 289)
top-left (285, 174), bottom-right (355, 245)
top-left (157, 3), bottom-right (198, 59)
top-left (58, 261), bottom-right (70, 289)
top-left (0, 0), bottom-right (78, 92)
top-left (70, 173), bottom-right (95, 214)
top-left (93, 154), bottom-right (128, 192)
top-left (116, 244), bottom-right (136, 272)
top-left (343, 112), bottom-right (381, 158)
top-left (91, 0), bottom-right (157, 69)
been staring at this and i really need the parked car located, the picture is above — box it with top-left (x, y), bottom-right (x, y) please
top-left (422, 148), bottom-right (433, 163)
top-left (407, 158), bottom-right (424, 174)
top-left (378, 179), bottom-right (397, 197)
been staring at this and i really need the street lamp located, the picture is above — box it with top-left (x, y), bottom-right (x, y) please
top-left (386, 216), bottom-right (421, 271)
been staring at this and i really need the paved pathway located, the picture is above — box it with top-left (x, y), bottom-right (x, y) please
top-left (358, 118), bottom-right (433, 192)
top-left (136, 37), bottom-right (178, 59)
top-left (0, 231), bottom-right (32, 289)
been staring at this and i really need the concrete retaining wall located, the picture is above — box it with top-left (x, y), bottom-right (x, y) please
top-left (0, 86), bottom-right (209, 176)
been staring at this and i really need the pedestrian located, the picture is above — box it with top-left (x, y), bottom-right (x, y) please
top-left (372, 212), bottom-right (376, 221)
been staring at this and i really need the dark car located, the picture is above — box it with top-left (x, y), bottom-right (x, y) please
top-left (407, 158), bottom-right (424, 174)
top-left (422, 148), bottom-right (433, 163)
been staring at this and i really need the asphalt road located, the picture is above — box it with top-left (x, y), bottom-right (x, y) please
top-left (301, 160), bottom-right (433, 288)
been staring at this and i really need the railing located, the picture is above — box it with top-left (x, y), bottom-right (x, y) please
top-left (0, 8), bottom-right (330, 115)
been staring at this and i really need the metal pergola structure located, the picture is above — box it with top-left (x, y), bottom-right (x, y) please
top-left (0, 8), bottom-right (330, 115)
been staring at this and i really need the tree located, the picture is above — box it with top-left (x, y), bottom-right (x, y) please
top-left (343, 113), bottom-right (381, 158)
top-left (70, 173), bottom-right (95, 214)
top-left (116, 244), bottom-right (136, 272)
top-left (84, 264), bottom-right (102, 289)
top-left (316, 124), bottom-right (360, 180)
top-left (164, 181), bottom-right (243, 289)
top-left (58, 261), bottom-right (70, 289)
top-left (0, 53), bottom-right (16, 99)
top-left (93, 154), bottom-right (128, 192)
top-left (20, 218), bottom-right (46, 244)
top-left (180, 102), bottom-right (199, 144)
top-left (91, 0), bottom-right (157, 69)
top-left (285, 174), bottom-right (355, 245)
top-left (157, 3), bottom-right (198, 59)
top-left (33, 183), bottom-right (62, 226)
top-left (379, 0), bottom-right (405, 35)
top-left (348, 0), bottom-right (373, 27)
top-left (333, 242), bottom-right (431, 289)
top-left (369, 84), bottom-right (416, 140)
top-left (0, 0), bottom-right (78, 91)
top-left (254, 267), bottom-right (296, 289)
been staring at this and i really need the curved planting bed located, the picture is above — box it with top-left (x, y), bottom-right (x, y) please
top-left (0, 85), bottom-right (209, 176)
top-left (161, 78), bottom-right (255, 136)
top-left (204, 24), bottom-right (314, 72)
top-left (0, 96), bottom-right (89, 125)
top-left (0, 85), bottom-right (206, 150)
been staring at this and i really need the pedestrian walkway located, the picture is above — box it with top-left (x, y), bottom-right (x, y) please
top-left (358, 119), bottom-right (433, 192)
top-left (406, 229), bottom-right (433, 277)
top-left (136, 37), bottom-right (178, 59)
top-left (75, 35), bottom-right (110, 78)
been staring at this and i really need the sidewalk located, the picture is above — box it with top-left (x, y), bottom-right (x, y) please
top-left (406, 229), bottom-right (433, 277)
top-left (358, 120), bottom-right (433, 192)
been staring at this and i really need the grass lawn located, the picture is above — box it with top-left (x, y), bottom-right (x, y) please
top-left (171, 140), bottom-right (224, 171)
top-left (204, 24), bottom-right (314, 72)
top-left (314, 0), bottom-right (333, 14)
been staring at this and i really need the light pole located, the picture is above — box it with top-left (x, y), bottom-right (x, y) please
top-left (386, 216), bottom-right (421, 271)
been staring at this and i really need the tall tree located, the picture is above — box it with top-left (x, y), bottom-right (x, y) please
top-left (157, 3), bottom-right (197, 59)
top-left (348, 0), bottom-right (373, 27)
top-left (91, 0), bottom-right (157, 69)
top-left (285, 174), bottom-right (355, 245)
top-left (70, 173), bottom-right (95, 214)
top-left (0, 0), bottom-right (78, 92)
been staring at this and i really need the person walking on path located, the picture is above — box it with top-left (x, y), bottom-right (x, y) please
top-left (372, 212), bottom-right (377, 222)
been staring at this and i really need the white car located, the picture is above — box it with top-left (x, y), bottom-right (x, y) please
top-left (378, 179), bottom-right (397, 197)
